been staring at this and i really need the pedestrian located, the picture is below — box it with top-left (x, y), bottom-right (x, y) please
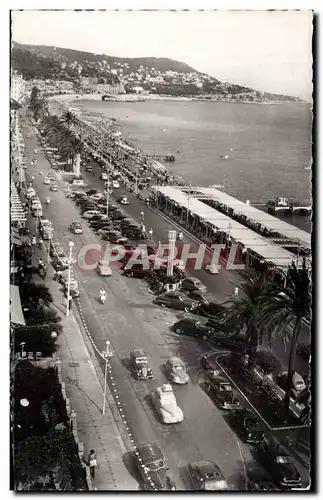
top-left (31, 235), bottom-right (36, 247)
top-left (148, 228), bottom-right (153, 239)
top-left (88, 449), bottom-right (97, 478)
top-left (234, 286), bottom-right (239, 298)
top-left (68, 295), bottom-right (73, 311)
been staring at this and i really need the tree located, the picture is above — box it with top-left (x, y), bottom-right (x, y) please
top-left (13, 324), bottom-right (61, 357)
top-left (219, 272), bottom-right (276, 367)
top-left (59, 110), bottom-right (80, 133)
top-left (30, 86), bottom-right (40, 104)
top-left (19, 283), bottom-right (53, 309)
top-left (259, 259), bottom-right (311, 409)
top-left (24, 306), bottom-right (61, 326)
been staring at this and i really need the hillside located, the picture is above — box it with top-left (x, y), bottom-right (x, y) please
top-left (11, 42), bottom-right (300, 102)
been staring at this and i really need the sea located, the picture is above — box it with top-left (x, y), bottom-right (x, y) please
top-left (74, 98), bottom-right (312, 233)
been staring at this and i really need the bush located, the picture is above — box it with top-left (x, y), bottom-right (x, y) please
top-left (13, 324), bottom-right (61, 357)
top-left (19, 283), bottom-right (53, 309)
top-left (254, 350), bottom-right (282, 376)
top-left (24, 306), bottom-right (61, 326)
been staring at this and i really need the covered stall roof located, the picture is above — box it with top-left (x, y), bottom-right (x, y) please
top-left (155, 186), bottom-right (302, 268)
top-left (195, 187), bottom-right (311, 249)
top-left (10, 285), bottom-right (25, 326)
top-left (11, 182), bottom-right (26, 223)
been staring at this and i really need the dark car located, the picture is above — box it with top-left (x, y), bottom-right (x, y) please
top-left (230, 409), bottom-right (265, 443)
top-left (188, 291), bottom-right (209, 305)
top-left (124, 265), bottom-right (155, 279)
top-left (110, 211), bottom-right (128, 221)
top-left (181, 277), bottom-right (207, 293)
top-left (204, 374), bottom-right (241, 410)
top-left (154, 291), bottom-right (198, 312)
top-left (197, 301), bottom-right (223, 319)
top-left (207, 329), bottom-right (246, 352)
top-left (135, 443), bottom-right (175, 491)
top-left (85, 166), bottom-right (93, 172)
top-left (188, 461), bottom-right (228, 490)
top-left (256, 441), bottom-right (302, 489)
top-left (51, 256), bottom-right (69, 272)
top-left (172, 318), bottom-right (212, 340)
top-left (247, 471), bottom-right (279, 491)
top-left (130, 349), bottom-right (153, 380)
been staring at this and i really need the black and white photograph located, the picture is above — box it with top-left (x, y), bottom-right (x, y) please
top-left (9, 7), bottom-right (313, 492)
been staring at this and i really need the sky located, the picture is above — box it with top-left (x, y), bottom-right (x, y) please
top-left (11, 9), bottom-right (313, 99)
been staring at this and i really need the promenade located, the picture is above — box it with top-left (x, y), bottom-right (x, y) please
top-left (17, 106), bottom-right (310, 489)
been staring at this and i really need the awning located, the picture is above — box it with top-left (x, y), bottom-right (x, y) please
top-left (10, 285), bottom-right (25, 325)
top-left (10, 98), bottom-right (23, 111)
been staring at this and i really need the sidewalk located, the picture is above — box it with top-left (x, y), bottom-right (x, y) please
top-left (29, 241), bottom-right (137, 490)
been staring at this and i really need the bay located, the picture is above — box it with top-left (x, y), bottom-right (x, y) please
top-left (75, 99), bottom-right (312, 233)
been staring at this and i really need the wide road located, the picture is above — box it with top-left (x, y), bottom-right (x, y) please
top-left (20, 113), bottom-right (258, 490)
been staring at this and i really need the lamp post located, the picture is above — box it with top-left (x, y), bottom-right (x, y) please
top-left (47, 222), bottom-right (53, 264)
top-left (102, 340), bottom-right (113, 415)
top-left (167, 230), bottom-right (177, 277)
top-left (20, 341), bottom-right (26, 358)
top-left (66, 241), bottom-right (74, 317)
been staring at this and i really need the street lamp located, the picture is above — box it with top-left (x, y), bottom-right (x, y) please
top-left (20, 398), bottom-right (29, 408)
top-left (47, 222), bottom-right (53, 264)
top-left (102, 340), bottom-right (113, 415)
top-left (66, 241), bottom-right (74, 317)
top-left (20, 341), bottom-right (26, 358)
top-left (167, 230), bottom-right (177, 277)
top-left (51, 331), bottom-right (58, 340)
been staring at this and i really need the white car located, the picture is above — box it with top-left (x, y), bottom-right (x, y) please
top-left (43, 177), bottom-right (51, 185)
top-left (112, 180), bottom-right (120, 189)
top-left (97, 260), bottom-right (112, 276)
top-left (100, 172), bottom-right (108, 181)
top-left (118, 196), bottom-right (129, 205)
top-left (26, 188), bottom-right (36, 199)
top-left (82, 210), bottom-right (102, 219)
top-left (151, 384), bottom-right (184, 424)
top-left (90, 193), bottom-right (104, 201)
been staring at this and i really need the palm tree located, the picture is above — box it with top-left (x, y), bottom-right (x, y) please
top-left (259, 258), bottom-right (311, 409)
top-left (219, 272), bottom-right (276, 367)
top-left (59, 110), bottom-right (80, 134)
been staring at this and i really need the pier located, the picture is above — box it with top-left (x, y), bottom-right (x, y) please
top-left (153, 185), bottom-right (311, 271)
top-left (147, 154), bottom-right (175, 162)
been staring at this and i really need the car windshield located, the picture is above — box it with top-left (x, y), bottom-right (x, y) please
top-left (276, 456), bottom-right (290, 464)
top-left (147, 460), bottom-right (165, 470)
top-left (219, 383), bottom-right (232, 392)
top-left (174, 365), bottom-right (184, 371)
top-left (135, 358), bottom-right (147, 364)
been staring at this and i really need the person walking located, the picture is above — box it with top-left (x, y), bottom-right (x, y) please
top-left (68, 295), bottom-right (73, 311)
top-left (88, 449), bottom-right (97, 478)
top-left (234, 286), bottom-right (239, 298)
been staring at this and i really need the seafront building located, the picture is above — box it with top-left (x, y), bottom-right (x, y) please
top-left (11, 73), bottom-right (25, 104)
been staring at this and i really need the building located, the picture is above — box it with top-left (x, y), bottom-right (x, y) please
top-left (11, 73), bottom-right (25, 103)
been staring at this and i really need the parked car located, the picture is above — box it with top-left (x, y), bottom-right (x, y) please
top-left (112, 180), bottom-right (120, 188)
top-left (230, 409), bottom-right (265, 443)
top-left (43, 177), bottom-right (51, 185)
top-left (134, 443), bottom-right (176, 491)
top-left (256, 440), bottom-right (302, 489)
top-left (207, 328), bottom-right (246, 352)
top-left (130, 349), bottom-right (153, 380)
top-left (51, 256), bottom-right (68, 272)
top-left (49, 184), bottom-right (58, 192)
top-left (103, 232), bottom-right (128, 244)
top-left (172, 318), bottom-right (212, 340)
top-left (151, 384), bottom-right (183, 424)
top-left (69, 221), bottom-right (83, 234)
top-left (47, 172), bottom-right (55, 180)
top-left (96, 260), bottom-right (112, 276)
top-left (188, 461), bottom-right (228, 490)
top-left (82, 210), bottom-right (102, 219)
top-left (154, 291), bottom-right (198, 312)
top-left (89, 193), bottom-right (104, 201)
top-left (124, 265), bottom-right (155, 279)
top-left (85, 166), bottom-right (93, 172)
top-left (181, 277), bottom-right (207, 293)
top-left (197, 301), bottom-right (223, 319)
top-left (276, 371), bottom-right (306, 399)
top-left (165, 357), bottom-right (189, 384)
top-left (247, 471), bottom-right (278, 491)
top-left (50, 243), bottom-right (66, 259)
top-left (187, 291), bottom-right (209, 305)
top-left (117, 196), bottom-right (129, 205)
top-left (204, 374), bottom-right (241, 410)
top-left (100, 172), bottom-right (108, 181)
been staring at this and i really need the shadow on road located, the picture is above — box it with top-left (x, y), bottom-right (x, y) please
top-left (122, 451), bottom-right (139, 484)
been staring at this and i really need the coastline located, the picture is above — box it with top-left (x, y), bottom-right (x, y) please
top-left (48, 93), bottom-right (306, 106)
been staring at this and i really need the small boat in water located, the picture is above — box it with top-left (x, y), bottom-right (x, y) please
top-left (267, 197), bottom-right (311, 215)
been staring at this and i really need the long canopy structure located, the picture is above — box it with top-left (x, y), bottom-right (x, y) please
top-left (193, 186), bottom-right (311, 249)
top-left (155, 186), bottom-right (306, 269)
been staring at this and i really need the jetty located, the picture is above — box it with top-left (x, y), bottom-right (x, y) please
top-left (147, 154), bottom-right (175, 162)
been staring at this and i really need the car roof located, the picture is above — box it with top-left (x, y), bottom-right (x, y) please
top-left (168, 356), bottom-right (184, 365)
top-left (191, 461), bottom-right (222, 476)
top-left (137, 443), bottom-right (164, 463)
top-left (131, 349), bottom-right (147, 358)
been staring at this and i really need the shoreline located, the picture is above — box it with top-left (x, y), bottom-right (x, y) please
top-left (48, 93), bottom-right (306, 106)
